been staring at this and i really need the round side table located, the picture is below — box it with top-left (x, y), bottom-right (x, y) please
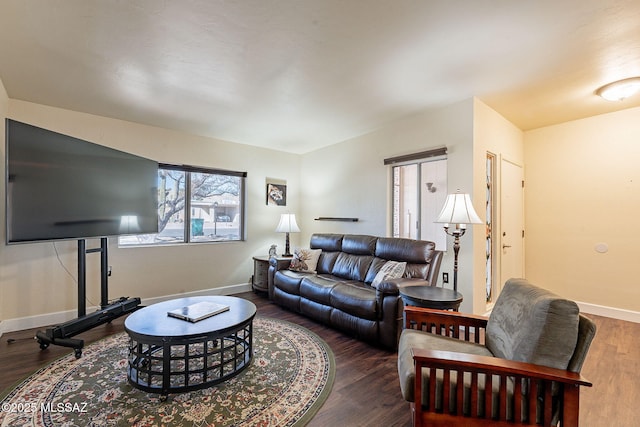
top-left (399, 285), bottom-right (463, 311)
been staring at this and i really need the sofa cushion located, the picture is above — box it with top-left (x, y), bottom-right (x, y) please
top-left (273, 270), bottom-right (308, 295)
top-left (289, 248), bottom-right (322, 273)
top-left (332, 253), bottom-right (374, 281)
top-left (486, 278), bottom-right (579, 370)
top-left (300, 275), bottom-right (341, 305)
top-left (316, 251), bottom-right (339, 274)
top-left (310, 233), bottom-right (343, 251)
top-left (341, 234), bottom-right (377, 255)
top-left (330, 283), bottom-right (378, 320)
top-left (375, 237), bottom-right (436, 263)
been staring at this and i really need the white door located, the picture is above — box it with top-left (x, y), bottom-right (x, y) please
top-left (499, 159), bottom-right (524, 296)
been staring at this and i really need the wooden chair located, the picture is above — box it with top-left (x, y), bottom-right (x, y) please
top-left (397, 278), bottom-right (596, 426)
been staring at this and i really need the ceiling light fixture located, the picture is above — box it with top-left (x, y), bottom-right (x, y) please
top-left (596, 77), bottom-right (640, 101)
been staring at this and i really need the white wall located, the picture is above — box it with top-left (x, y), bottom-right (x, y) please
top-left (1, 100), bottom-right (300, 329)
top-left (298, 98), bottom-right (524, 314)
top-left (300, 99), bottom-right (483, 311)
top-left (525, 106), bottom-right (640, 316)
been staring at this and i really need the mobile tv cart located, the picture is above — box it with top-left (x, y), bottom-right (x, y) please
top-left (35, 237), bottom-right (141, 358)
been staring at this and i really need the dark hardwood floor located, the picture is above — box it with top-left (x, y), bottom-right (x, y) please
top-left (1, 292), bottom-right (638, 426)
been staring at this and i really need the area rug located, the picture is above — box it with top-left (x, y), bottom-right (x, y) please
top-left (0, 317), bottom-right (335, 426)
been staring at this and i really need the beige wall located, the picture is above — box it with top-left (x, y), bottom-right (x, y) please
top-left (472, 99), bottom-right (524, 313)
top-left (2, 86), bottom-right (636, 328)
top-left (1, 100), bottom-right (300, 328)
top-left (524, 107), bottom-right (640, 313)
top-left (0, 77), bottom-right (8, 325)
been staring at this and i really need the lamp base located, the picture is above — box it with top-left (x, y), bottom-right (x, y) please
top-left (282, 232), bottom-right (294, 257)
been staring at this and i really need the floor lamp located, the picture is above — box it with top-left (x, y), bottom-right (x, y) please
top-left (435, 191), bottom-right (482, 292)
top-left (275, 213), bottom-right (300, 257)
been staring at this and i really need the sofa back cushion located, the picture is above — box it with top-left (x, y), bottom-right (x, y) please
top-left (311, 234), bottom-right (377, 280)
top-left (332, 253), bottom-right (374, 281)
top-left (341, 234), bottom-right (377, 255)
top-left (310, 233), bottom-right (343, 252)
top-left (373, 237), bottom-right (437, 280)
top-left (311, 234), bottom-right (343, 274)
top-left (486, 278), bottom-right (580, 370)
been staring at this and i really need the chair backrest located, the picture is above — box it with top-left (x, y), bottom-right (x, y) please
top-left (567, 314), bottom-right (597, 372)
top-left (485, 278), bottom-right (582, 370)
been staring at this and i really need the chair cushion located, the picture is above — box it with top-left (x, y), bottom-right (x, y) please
top-left (486, 278), bottom-right (579, 370)
top-left (397, 329), bottom-right (493, 402)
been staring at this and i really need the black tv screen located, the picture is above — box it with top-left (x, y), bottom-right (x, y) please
top-left (5, 119), bottom-right (159, 243)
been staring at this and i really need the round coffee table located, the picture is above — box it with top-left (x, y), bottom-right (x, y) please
top-left (399, 285), bottom-right (463, 311)
top-left (124, 295), bottom-right (256, 398)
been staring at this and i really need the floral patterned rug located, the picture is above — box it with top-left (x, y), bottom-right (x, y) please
top-left (0, 317), bottom-right (335, 426)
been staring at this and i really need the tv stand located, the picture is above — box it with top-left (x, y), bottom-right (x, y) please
top-left (35, 238), bottom-right (141, 358)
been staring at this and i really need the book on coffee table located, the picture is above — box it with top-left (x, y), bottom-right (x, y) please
top-left (167, 301), bottom-right (230, 322)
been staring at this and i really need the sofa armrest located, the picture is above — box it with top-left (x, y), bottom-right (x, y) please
top-left (411, 348), bottom-right (592, 425)
top-left (376, 277), bottom-right (430, 295)
top-left (268, 257), bottom-right (293, 300)
top-left (404, 306), bottom-right (489, 343)
top-left (269, 256), bottom-right (291, 271)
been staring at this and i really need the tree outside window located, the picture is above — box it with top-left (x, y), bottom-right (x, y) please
top-left (119, 165), bottom-right (245, 246)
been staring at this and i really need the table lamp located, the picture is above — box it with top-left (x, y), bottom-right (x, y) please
top-left (275, 213), bottom-right (300, 257)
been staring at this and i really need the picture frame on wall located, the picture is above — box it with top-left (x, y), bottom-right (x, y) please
top-left (266, 183), bottom-right (287, 206)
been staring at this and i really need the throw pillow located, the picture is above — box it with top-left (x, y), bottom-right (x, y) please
top-left (371, 261), bottom-right (407, 289)
top-left (289, 248), bottom-right (322, 273)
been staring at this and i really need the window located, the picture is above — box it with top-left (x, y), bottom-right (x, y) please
top-left (385, 148), bottom-right (447, 250)
top-left (119, 164), bottom-right (245, 246)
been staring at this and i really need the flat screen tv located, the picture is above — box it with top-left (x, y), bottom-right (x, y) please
top-left (5, 119), bottom-right (159, 244)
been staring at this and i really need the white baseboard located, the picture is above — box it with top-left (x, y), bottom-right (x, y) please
top-left (576, 301), bottom-right (640, 324)
top-left (0, 283), bottom-right (252, 335)
top-left (482, 301), bottom-right (639, 324)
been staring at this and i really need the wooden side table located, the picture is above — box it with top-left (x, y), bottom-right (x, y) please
top-left (252, 256), bottom-right (290, 293)
top-left (252, 256), bottom-right (270, 293)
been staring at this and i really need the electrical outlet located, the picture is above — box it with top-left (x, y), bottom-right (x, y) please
top-left (442, 272), bottom-right (449, 283)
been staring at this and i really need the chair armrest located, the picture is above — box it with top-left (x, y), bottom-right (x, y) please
top-left (410, 348), bottom-right (591, 426)
top-left (412, 349), bottom-right (592, 387)
top-left (404, 306), bottom-right (488, 343)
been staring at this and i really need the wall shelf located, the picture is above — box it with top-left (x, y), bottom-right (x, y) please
top-left (314, 217), bottom-right (359, 222)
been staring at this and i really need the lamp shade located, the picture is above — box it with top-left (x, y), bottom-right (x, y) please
top-left (275, 213), bottom-right (300, 233)
top-left (435, 192), bottom-right (482, 225)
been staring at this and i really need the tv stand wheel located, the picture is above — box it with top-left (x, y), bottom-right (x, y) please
top-left (38, 341), bottom-right (49, 350)
top-left (74, 348), bottom-right (82, 359)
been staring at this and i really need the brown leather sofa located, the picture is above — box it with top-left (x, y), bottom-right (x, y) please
top-left (268, 233), bottom-right (443, 349)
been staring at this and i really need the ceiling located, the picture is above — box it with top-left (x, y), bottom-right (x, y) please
top-left (1, 0), bottom-right (640, 154)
